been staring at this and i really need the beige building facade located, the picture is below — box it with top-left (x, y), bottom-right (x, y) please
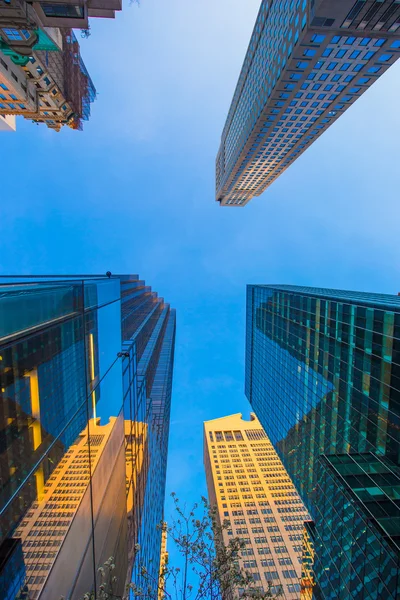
top-left (0, 113), bottom-right (16, 130)
top-left (204, 413), bottom-right (308, 600)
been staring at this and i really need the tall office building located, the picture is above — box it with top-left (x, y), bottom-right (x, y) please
top-left (216, 1), bottom-right (400, 206)
top-left (0, 274), bottom-right (176, 600)
top-left (204, 413), bottom-right (309, 599)
top-left (245, 285), bottom-right (400, 599)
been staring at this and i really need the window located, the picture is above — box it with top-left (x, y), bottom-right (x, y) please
top-left (266, 526), bottom-right (279, 533)
top-left (270, 536), bottom-right (284, 543)
top-left (40, 2), bottom-right (84, 18)
top-left (311, 34), bottom-right (325, 43)
top-left (288, 584), bottom-right (301, 593)
top-left (261, 559), bottom-right (275, 567)
top-left (243, 561), bottom-right (257, 569)
top-left (282, 570), bottom-right (297, 579)
top-left (265, 571), bottom-right (279, 580)
top-left (3, 28), bottom-right (23, 41)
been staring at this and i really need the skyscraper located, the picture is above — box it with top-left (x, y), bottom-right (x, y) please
top-left (204, 413), bottom-right (309, 599)
top-left (245, 285), bottom-right (400, 599)
top-left (0, 274), bottom-right (176, 600)
top-left (216, 1), bottom-right (400, 207)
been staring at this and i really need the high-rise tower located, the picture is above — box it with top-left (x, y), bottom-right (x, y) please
top-left (245, 284), bottom-right (400, 599)
top-left (0, 274), bottom-right (176, 600)
top-left (216, 1), bottom-right (400, 206)
top-left (204, 413), bottom-right (309, 599)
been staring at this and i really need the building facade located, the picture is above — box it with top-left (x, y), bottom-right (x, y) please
top-left (0, 274), bottom-right (176, 600)
top-left (0, 28), bottom-right (96, 131)
top-left (0, 0), bottom-right (121, 41)
top-left (216, 0), bottom-right (400, 206)
top-left (245, 284), bottom-right (400, 599)
top-left (204, 413), bottom-right (309, 599)
top-left (0, 0), bottom-right (119, 130)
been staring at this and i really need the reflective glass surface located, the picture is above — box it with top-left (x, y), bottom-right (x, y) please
top-left (0, 275), bottom-right (175, 600)
top-left (245, 284), bottom-right (400, 599)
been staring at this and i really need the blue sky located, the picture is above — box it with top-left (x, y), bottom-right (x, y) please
top-left (2, 0), bottom-right (400, 574)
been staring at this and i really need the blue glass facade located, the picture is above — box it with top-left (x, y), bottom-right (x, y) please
top-left (245, 285), bottom-right (400, 599)
top-left (0, 275), bottom-right (175, 600)
top-left (216, 0), bottom-right (400, 206)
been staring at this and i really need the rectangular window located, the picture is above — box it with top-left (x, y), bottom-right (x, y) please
top-left (3, 28), bottom-right (23, 40)
top-left (41, 3), bottom-right (84, 18)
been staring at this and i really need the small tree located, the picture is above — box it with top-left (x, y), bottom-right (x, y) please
top-left (81, 495), bottom-right (282, 600)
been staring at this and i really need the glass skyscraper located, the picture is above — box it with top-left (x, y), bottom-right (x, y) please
top-left (216, 0), bottom-right (400, 207)
top-left (245, 285), bottom-right (400, 599)
top-left (0, 274), bottom-right (175, 600)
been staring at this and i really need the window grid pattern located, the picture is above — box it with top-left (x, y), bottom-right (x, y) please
top-left (245, 284), bottom-right (400, 598)
top-left (0, 275), bottom-right (176, 600)
top-left (216, 0), bottom-right (400, 206)
top-left (204, 414), bottom-right (309, 599)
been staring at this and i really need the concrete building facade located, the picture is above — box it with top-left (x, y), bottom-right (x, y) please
top-left (204, 413), bottom-right (309, 599)
top-left (216, 0), bottom-right (400, 206)
top-left (0, 113), bottom-right (16, 130)
top-left (0, 0), bottom-right (121, 40)
top-left (0, 28), bottom-right (95, 131)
